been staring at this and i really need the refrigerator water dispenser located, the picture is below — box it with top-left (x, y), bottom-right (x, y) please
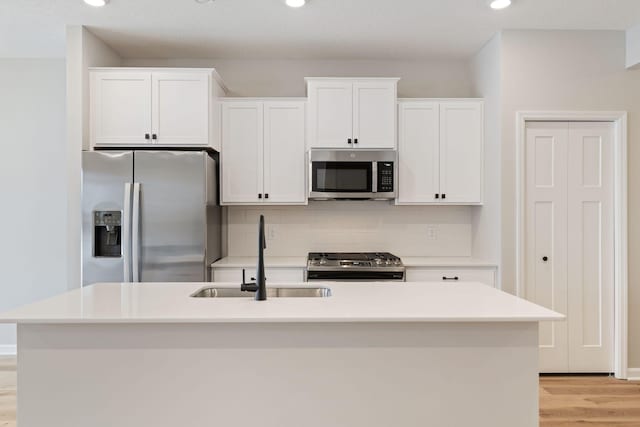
top-left (94, 211), bottom-right (122, 258)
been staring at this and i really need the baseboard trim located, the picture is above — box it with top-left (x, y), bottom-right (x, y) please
top-left (0, 345), bottom-right (16, 356)
top-left (627, 368), bottom-right (640, 381)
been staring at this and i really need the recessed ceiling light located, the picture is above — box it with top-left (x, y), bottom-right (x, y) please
top-left (489, 0), bottom-right (511, 9)
top-left (84, 0), bottom-right (108, 6)
top-left (285, 0), bottom-right (306, 8)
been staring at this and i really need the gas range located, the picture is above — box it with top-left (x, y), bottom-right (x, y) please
top-left (306, 252), bottom-right (405, 282)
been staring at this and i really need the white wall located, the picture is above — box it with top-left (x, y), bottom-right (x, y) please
top-left (498, 30), bottom-right (640, 367)
top-left (0, 59), bottom-right (66, 352)
top-left (227, 204), bottom-right (473, 257)
top-left (66, 26), bottom-right (121, 291)
top-left (471, 34), bottom-right (502, 274)
top-left (122, 58), bottom-right (473, 98)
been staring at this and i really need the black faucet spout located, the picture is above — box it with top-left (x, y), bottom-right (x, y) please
top-left (255, 215), bottom-right (267, 300)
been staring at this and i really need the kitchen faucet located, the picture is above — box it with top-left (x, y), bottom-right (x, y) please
top-left (241, 215), bottom-right (267, 300)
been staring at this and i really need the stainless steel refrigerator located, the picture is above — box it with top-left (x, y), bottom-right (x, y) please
top-left (81, 150), bottom-right (221, 286)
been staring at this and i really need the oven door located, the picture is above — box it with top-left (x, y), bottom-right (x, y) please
top-left (310, 160), bottom-right (374, 199)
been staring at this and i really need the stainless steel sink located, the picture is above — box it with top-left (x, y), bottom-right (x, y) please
top-left (191, 286), bottom-right (332, 298)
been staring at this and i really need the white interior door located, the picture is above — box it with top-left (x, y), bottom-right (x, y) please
top-left (151, 72), bottom-right (209, 146)
top-left (525, 122), bottom-right (569, 372)
top-left (263, 101), bottom-right (306, 204)
top-left (221, 102), bottom-right (263, 204)
top-left (396, 102), bottom-right (440, 204)
top-left (352, 81), bottom-right (396, 149)
top-left (566, 122), bottom-right (614, 372)
top-left (525, 121), bottom-right (614, 373)
top-left (91, 72), bottom-right (152, 146)
top-left (307, 81), bottom-right (353, 149)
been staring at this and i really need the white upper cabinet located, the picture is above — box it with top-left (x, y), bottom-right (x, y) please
top-left (397, 101), bottom-right (440, 204)
top-left (306, 78), bottom-right (398, 149)
top-left (263, 102), bottom-right (306, 204)
top-left (221, 102), bottom-right (264, 204)
top-left (439, 101), bottom-right (483, 204)
top-left (397, 99), bottom-right (483, 205)
top-left (91, 72), bottom-right (152, 147)
top-left (151, 72), bottom-right (209, 146)
top-left (90, 68), bottom-right (226, 150)
top-left (221, 99), bottom-right (306, 206)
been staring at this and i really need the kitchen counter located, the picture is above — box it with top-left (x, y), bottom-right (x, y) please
top-left (211, 256), bottom-right (498, 268)
top-left (0, 282), bottom-right (560, 324)
top-left (2, 282), bottom-right (561, 427)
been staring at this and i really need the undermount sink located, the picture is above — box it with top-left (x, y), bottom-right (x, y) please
top-left (191, 286), bottom-right (332, 298)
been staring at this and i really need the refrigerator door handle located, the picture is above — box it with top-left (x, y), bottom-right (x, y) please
top-left (123, 183), bottom-right (133, 283)
top-left (132, 182), bottom-right (141, 282)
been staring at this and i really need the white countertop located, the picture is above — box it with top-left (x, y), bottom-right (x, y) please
top-left (211, 256), bottom-right (497, 268)
top-left (0, 282), bottom-right (562, 324)
top-left (212, 257), bottom-right (307, 268)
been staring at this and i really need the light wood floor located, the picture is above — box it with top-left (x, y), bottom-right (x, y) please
top-left (1, 357), bottom-right (639, 426)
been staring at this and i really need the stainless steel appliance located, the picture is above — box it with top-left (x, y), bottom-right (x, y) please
top-left (306, 252), bottom-right (405, 281)
top-left (82, 151), bottom-right (221, 286)
top-left (309, 150), bottom-right (397, 200)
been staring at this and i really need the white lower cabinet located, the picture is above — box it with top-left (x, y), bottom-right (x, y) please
top-left (212, 268), bottom-right (305, 283)
top-left (405, 267), bottom-right (496, 288)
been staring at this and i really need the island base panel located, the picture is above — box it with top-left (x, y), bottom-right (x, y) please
top-left (17, 322), bottom-right (538, 427)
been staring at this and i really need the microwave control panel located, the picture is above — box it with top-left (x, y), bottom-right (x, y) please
top-left (377, 162), bottom-right (394, 192)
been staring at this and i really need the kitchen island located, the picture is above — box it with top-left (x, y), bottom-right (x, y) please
top-left (0, 282), bottom-right (562, 427)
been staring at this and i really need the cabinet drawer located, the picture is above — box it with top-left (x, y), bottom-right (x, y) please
top-left (405, 268), bottom-right (495, 287)
top-left (212, 268), bottom-right (305, 283)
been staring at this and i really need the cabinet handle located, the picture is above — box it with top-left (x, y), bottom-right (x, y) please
top-left (435, 193), bottom-right (440, 199)
top-left (152, 134), bottom-right (157, 140)
top-left (442, 276), bottom-right (459, 281)
top-left (265, 193), bottom-right (269, 199)
top-left (144, 133), bottom-right (150, 140)
top-left (258, 194), bottom-right (262, 199)
top-left (353, 138), bottom-right (358, 144)
top-left (442, 193), bottom-right (446, 199)
top-left (348, 138), bottom-right (352, 144)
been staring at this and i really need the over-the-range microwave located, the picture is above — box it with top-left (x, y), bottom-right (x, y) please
top-left (308, 149), bottom-right (397, 200)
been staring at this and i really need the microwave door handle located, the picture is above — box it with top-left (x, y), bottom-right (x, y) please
top-left (372, 162), bottom-right (378, 193)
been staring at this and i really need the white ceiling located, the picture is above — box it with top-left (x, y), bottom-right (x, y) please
top-left (2, 0), bottom-right (640, 59)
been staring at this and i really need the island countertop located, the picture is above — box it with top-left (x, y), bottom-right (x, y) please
top-left (0, 282), bottom-right (563, 324)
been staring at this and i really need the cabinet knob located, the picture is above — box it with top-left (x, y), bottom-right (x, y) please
top-left (348, 138), bottom-right (352, 144)
top-left (435, 193), bottom-right (440, 199)
top-left (542, 256), bottom-right (549, 262)
top-left (265, 193), bottom-right (269, 199)
top-left (152, 134), bottom-right (157, 140)
top-left (442, 193), bottom-right (446, 199)
top-left (353, 138), bottom-right (358, 144)
top-left (144, 133), bottom-right (150, 140)
top-left (258, 193), bottom-right (262, 199)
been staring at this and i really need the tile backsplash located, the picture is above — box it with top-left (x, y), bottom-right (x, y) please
top-left (226, 202), bottom-right (473, 257)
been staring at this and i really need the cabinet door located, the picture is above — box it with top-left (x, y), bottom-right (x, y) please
top-left (397, 102), bottom-right (440, 204)
top-left (439, 102), bottom-right (483, 203)
top-left (353, 81), bottom-right (397, 149)
top-left (307, 80), bottom-right (353, 149)
top-left (221, 102), bottom-right (264, 204)
top-left (151, 72), bottom-right (209, 146)
top-left (91, 72), bottom-right (152, 146)
top-left (263, 102), bottom-right (307, 204)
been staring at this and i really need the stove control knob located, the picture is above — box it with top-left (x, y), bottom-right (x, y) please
top-left (319, 258), bottom-right (327, 265)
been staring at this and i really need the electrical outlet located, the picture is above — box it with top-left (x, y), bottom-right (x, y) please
top-left (426, 226), bottom-right (438, 240)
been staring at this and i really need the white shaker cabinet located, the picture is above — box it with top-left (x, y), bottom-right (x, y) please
top-left (306, 78), bottom-right (398, 149)
top-left (90, 68), bottom-right (226, 150)
top-left (221, 99), bottom-right (307, 205)
top-left (397, 99), bottom-right (483, 205)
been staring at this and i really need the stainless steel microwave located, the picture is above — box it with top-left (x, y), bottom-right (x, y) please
top-left (309, 149), bottom-right (397, 200)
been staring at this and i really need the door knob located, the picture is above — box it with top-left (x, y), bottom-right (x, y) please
top-left (542, 256), bottom-right (548, 262)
